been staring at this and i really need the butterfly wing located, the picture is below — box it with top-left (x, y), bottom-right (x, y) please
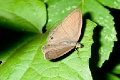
top-left (61, 9), bottom-right (82, 41)
top-left (48, 9), bottom-right (82, 44)
top-left (42, 44), bottom-right (75, 60)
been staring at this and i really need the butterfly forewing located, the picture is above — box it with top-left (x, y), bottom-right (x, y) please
top-left (48, 24), bottom-right (71, 44)
top-left (61, 9), bottom-right (82, 41)
top-left (48, 9), bottom-right (82, 44)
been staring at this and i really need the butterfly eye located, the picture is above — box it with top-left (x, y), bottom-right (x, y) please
top-left (50, 36), bottom-right (53, 39)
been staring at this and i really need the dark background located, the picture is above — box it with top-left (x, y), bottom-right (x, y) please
top-left (92, 7), bottom-right (120, 80)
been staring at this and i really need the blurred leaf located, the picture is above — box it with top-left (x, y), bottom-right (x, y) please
top-left (106, 72), bottom-right (120, 80)
top-left (0, 0), bottom-right (46, 33)
top-left (112, 63), bottom-right (120, 74)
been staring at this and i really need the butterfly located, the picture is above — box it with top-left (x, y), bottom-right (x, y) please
top-left (42, 8), bottom-right (82, 60)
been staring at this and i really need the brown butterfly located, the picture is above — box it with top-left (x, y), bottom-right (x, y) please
top-left (42, 8), bottom-right (82, 60)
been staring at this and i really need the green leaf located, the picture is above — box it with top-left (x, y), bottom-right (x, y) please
top-left (112, 63), bottom-right (120, 74)
top-left (0, 19), bottom-right (96, 80)
top-left (83, 0), bottom-right (117, 67)
top-left (0, 35), bottom-right (42, 80)
top-left (98, 0), bottom-right (120, 9)
top-left (0, 0), bottom-right (46, 33)
top-left (106, 72), bottom-right (120, 80)
top-left (45, 0), bottom-right (82, 30)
